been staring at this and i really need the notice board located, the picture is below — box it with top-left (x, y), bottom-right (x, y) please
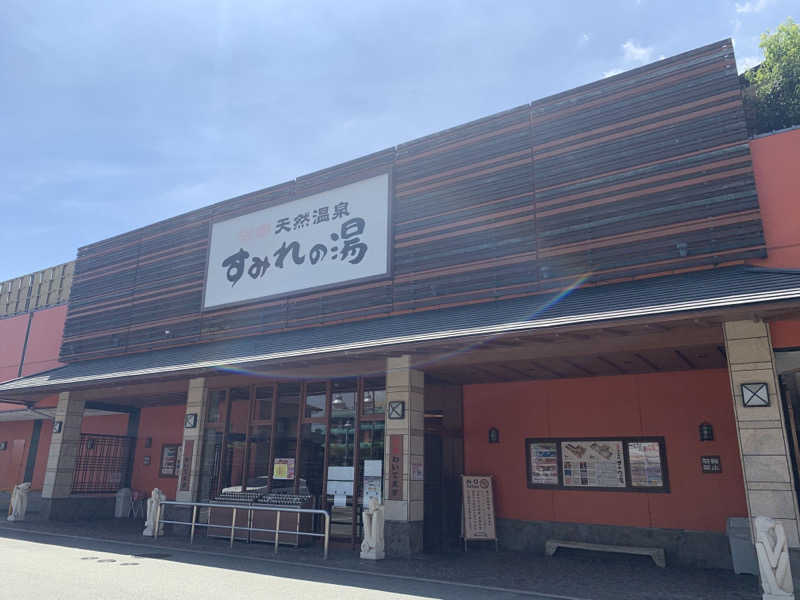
top-left (461, 475), bottom-right (498, 549)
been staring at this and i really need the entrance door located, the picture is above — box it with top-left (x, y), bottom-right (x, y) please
top-left (423, 426), bottom-right (444, 552)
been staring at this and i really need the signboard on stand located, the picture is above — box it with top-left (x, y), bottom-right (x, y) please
top-left (461, 475), bottom-right (498, 551)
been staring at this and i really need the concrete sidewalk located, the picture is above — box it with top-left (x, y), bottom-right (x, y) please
top-left (0, 519), bottom-right (760, 600)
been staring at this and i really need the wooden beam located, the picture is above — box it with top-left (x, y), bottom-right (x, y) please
top-left (674, 350), bottom-right (696, 369)
top-left (634, 352), bottom-right (661, 371)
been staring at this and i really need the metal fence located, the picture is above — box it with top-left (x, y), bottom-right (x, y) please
top-left (72, 434), bottom-right (135, 494)
top-left (155, 500), bottom-right (332, 559)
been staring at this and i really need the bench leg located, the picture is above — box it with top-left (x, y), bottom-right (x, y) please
top-left (544, 542), bottom-right (557, 557)
top-left (652, 551), bottom-right (666, 568)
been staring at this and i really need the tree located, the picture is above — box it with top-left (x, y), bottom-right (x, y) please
top-left (742, 18), bottom-right (800, 135)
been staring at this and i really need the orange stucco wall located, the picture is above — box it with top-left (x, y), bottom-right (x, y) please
top-left (750, 129), bottom-right (800, 270)
top-left (748, 129), bottom-right (800, 349)
top-left (20, 305), bottom-right (66, 377)
top-left (130, 404), bottom-right (186, 499)
top-left (0, 421), bottom-right (33, 491)
top-left (463, 369), bottom-right (747, 533)
top-left (0, 314), bottom-right (29, 384)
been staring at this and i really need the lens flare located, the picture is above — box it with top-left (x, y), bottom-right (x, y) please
top-left (210, 274), bottom-right (590, 381)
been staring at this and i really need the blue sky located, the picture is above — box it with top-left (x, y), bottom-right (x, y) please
top-left (0, 0), bottom-right (794, 281)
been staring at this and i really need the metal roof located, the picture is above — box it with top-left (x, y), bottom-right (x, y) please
top-left (2, 265), bottom-right (800, 394)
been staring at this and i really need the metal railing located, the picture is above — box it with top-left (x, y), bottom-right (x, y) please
top-left (154, 500), bottom-right (331, 559)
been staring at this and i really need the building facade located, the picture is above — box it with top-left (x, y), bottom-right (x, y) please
top-left (3, 39), bottom-right (800, 566)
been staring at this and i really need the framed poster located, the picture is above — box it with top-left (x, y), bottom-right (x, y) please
top-left (159, 444), bottom-right (180, 477)
top-left (628, 441), bottom-right (665, 487)
top-left (528, 441), bottom-right (559, 487)
top-left (273, 457), bottom-right (295, 480)
top-left (525, 437), bottom-right (669, 493)
top-left (562, 441), bottom-right (625, 488)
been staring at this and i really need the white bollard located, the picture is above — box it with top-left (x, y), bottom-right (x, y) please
top-left (7, 482), bottom-right (32, 522)
top-left (114, 488), bottom-right (132, 518)
top-left (142, 488), bottom-right (166, 537)
top-left (360, 497), bottom-right (385, 560)
top-left (754, 515), bottom-right (795, 599)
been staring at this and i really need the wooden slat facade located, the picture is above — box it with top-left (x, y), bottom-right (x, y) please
top-left (60, 39), bottom-right (765, 362)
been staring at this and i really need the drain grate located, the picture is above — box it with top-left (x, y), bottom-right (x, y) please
top-left (132, 552), bottom-right (171, 559)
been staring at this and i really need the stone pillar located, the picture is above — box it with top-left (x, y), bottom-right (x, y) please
top-left (724, 320), bottom-right (800, 546)
top-left (41, 391), bottom-right (85, 519)
top-left (383, 355), bottom-right (424, 556)
top-left (176, 377), bottom-right (207, 503)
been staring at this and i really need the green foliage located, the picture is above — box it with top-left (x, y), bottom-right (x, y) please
top-left (743, 18), bottom-right (800, 135)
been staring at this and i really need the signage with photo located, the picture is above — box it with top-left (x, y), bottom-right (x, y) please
top-left (273, 457), bottom-right (295, 480)
top-left (362, 459), bottom-right (383, 505)
top-left (160, 444), bottom-right (180, 477)
top-left (203, 174), bottom-right (390, 309)
top-left (528, 441), bottom-right (559, 486)
top-left (525, 437), bottom-right (669, 492)
top-left (629, 441), bottom-right (664, 487)
top-left (562, 440), bottom-right (626, 488)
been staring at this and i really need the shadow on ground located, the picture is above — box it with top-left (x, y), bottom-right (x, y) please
top-left (0, 519), bottom-right (760, 600)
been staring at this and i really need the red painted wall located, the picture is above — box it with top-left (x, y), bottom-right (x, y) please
top-left (463, 369), bottom-right (747, 533)
top-left (21, 305), bottom-right (66, 377)
top-left (747, 130), bottom-right (800, 350)
top-left (81, 414), bottom-right (129, 436)
top-left (750, 129), bottom-right (800, 270)
top-left (0, 314), bottom-right (29, 384)
top-left (130, 404), bottom-right (186, 499)
top-left (0, 421), bottom-right (33, 491)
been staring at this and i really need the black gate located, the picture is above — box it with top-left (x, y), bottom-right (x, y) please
top-left (72, 434), bottom-right (135, 494)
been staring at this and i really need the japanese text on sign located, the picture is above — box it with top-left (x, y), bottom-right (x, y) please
top-left (203, 174), bottom-right (390, 309)
top-left (388, 435), bottom-right (403, 501)
top-left (461, 475), bottom-right (496, 541)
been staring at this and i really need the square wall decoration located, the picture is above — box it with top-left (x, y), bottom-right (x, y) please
top-left (742, 383), bottom-right (769, 407)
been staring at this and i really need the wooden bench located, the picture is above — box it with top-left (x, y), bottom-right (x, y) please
top-left (545, 539), bottom-right (666, 568)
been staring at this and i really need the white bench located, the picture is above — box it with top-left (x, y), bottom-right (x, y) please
top-left (545, 539), bottom-right (666, 568)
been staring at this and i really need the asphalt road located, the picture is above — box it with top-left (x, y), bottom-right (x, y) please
top-left (0, 530), bottom-right (555, 600)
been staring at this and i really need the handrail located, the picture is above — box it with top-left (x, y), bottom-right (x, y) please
top-left (153, 499), bottom-right (331, 559)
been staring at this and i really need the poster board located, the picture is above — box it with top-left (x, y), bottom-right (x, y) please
top-left (362, 459), bottom-right (383, 505)
top-left (461, 475), bottom-right (498, 550)
top-left (562, 440), bottom-right (625, 488)
top-left (273, 458), bottom-right (295, 480)
top-left (525, 437), bottom-right (669, 492)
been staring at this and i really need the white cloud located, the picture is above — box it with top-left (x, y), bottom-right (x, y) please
top-left (737, 55), bottom-right (760, 73)
top-left (622, 40), bottom-right (654, 63)
top-left (579, 32), bottom-right (591, 46)
top-left (603, 39), bottom-right (656, 77)
top-left (735, 0), bottom-right (770, 14)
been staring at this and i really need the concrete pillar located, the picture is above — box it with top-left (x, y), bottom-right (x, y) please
top-left (42, 391), bottom-right (84, 500)
top-left (176, 377), bottom-right (207, 503)
top-left (383, 355), bottom-right (424, 556)
top-left (724, 320), bottom-right (800, 546)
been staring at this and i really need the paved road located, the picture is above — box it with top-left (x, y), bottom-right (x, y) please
top-left (0, 530), bottom-right (557, 600)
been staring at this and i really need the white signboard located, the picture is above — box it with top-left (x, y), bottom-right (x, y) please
top-left (203, 174), bottom-right (390, 309)
top-left (461, 475), bottom-right (497, 542)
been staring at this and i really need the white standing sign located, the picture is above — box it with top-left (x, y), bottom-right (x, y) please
top-left (461, 475), bottom-right (498, 550)
top-left (203, 174), bottom-right (390, 309)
